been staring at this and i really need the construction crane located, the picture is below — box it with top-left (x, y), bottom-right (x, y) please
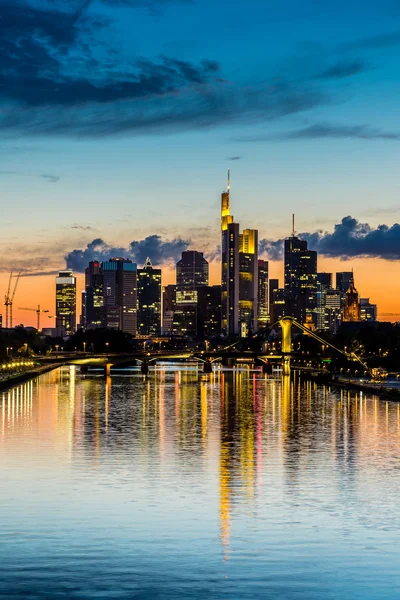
top-left (4, 271), bottom-right (21, 328)
top-left (19, 305), bottom-right (49, 331)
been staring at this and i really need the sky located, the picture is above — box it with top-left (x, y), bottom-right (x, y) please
top-left (1, 0), bottom-right (400, 326)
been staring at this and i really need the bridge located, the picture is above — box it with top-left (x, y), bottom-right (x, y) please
top-left (37, 317), bottom-right (367, 377)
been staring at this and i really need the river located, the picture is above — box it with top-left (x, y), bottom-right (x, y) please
top-left (1, 364), bottom-right (399, 599)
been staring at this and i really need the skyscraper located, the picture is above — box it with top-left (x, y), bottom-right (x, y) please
top-left (85, 260), bottom-right (105, 329)
top-left (239, 228), bottom-right (258, 334)
top-left (221, 171), bottom-right (239, 337)
top-left (173, 251), bottom-right (209, 338)
top-left (137, 257), bottom-right (162, 336)
top-left (56, 271), bottom-right (76, 336)
top-left (316, 272), bottom-right (332, 330)
top-left (197, 285), bottom-right (222, 340)
top-left (257, 259), bottom-right (269, 330)
top-left (162, 284), bottom-right (176, 335)
top-left (360, 298), bottom-right (378, 322)
top-left (102, 258), bottom-right (137, 335)
top-left (284, 221), bottom-right (317, 324)
top-left (336, 272), bottom-right (353, 295)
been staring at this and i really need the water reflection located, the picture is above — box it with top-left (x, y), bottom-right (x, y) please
top-left (1, 365), bottom-right (400, 598)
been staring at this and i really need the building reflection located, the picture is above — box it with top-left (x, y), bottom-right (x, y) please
top-left (1, 363), bottom-right (400, 560)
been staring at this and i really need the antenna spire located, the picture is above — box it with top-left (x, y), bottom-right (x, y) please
top-left (292, 213), bottom-right (295, 236)
top-left (227, 168), bottom-right (230, 192)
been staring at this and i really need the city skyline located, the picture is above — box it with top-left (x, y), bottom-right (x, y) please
top-left (2, 0), bottom-right (400, 325)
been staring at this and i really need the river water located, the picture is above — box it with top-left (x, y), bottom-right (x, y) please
top-left (1, 364), bottom-right (400, 599)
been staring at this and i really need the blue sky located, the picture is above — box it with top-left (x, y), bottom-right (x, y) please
top-left (1, 0), bottom-right (400, 285)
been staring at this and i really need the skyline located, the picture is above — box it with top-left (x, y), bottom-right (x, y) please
top-left (2, 0), bottom-right (400, 325)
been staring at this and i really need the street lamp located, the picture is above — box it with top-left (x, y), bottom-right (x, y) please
top-left (83, 341), bottom-right (87, 353)
top-left (105, 342), bottom-right (109, 354)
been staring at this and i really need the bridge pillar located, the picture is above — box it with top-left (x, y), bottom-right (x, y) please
top-left (141, 361), bottom-right (149, 375)
top-left (203, 359), bottom-right (213, 373)
top-left (222, 357), bottom-right (235, 368)
top-left (282, 356), bottom-right (291, 376)
top-left (80, 365), bottom-right (88, 375)
top-left (280, 317), bottom-right (293, 354)
top-left (104, 364), bottom-right (111, 378)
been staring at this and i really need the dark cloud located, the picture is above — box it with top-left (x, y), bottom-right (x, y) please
top-left (0, 1), bottom-right (329, 137)
top-left (259, 216), bottom-right (400, 261)
top-left (41, 174), bottom-right (60, 183)
top-left (240, 123), bottom-right (400, 142)
top-left (316, 60), bottom-right (369, 79)
top-left (343, 31), bottom-right (400, 51)
top-left (228, 156), bottom-right (241, 160)
top-left (65, 235), bottom-right (191, 272)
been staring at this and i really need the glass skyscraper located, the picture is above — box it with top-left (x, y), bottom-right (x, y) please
top-left (55, 271), bottom-right (76, 336)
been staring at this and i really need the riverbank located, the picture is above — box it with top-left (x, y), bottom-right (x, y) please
top-left (298, 370), bottom-right (400, 401)
top-left (0, 364), bottom-right (60, 393)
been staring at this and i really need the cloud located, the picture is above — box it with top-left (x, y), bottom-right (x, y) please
top-left (343, 31), bottom-right (400, 51)
top-left (70, 224), bottom-right (94, 230)
top-left (0, 1), bottom-right (329, 137)
top-left (259, 216), bottom-right (400, 261)
top-left (41, 174), bottom-right (60, 183)
top-left (240, 123), bottom-right (400, 142)
top-left (316, 60), bottom-right (369, 79)
top-left (65, 235), bottom-right (191, 272)
top-left (228, 156), bottom-right (241, 160)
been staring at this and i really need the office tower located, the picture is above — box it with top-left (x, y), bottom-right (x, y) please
top-left (137, 257), bottom-right (162, 336)
top-left (270, 288), bottom-right (286, 323)
top-left (336, 272), bottom-right (353, 294)
top-left (239, 228), bottom-right (258, 335)
top-left (174, 251), bottom-right (209, 338)
top-left (325, 290), bottom-right (342, 333)
top-left (56, 271), bottom-right (76, 336)
top-left (360, 298), bottom-right (377, 322)
top-left (102, 258), bottom-right (137, 335)
top-left (317, 272), bottom-right (332, 289)
top-left (221, 171), bottom-right (239, 337)
top-left (284, 221), bottom-right (317, 324)
top-left (268, 279), bottom-right (279, 323)
top-left (80, 290), bottom-right (86, 328)
top-left (197, 285), bottom-right (222, 340)
top-left (85, 260), bottom-right (105, 329)
top-left (162, 284), bottom-right (176, 335)
top-left (316, 272), bottom-right (333, 330)
top-left (342, 273), bottom-right (361, 322)
top-left (257, 260), bottom-right (269, 330)
top-left (176, 250), bottom-right (208, 292)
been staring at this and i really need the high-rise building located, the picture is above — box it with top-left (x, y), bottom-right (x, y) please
top-left (56, 271), bottom-right (76, 336)
top-left (239, 228), bottom-right (258, 335)
top-left (102, 258), bottom-right (137, 335)
top-left (316, 272), bottom-right (333, 330)
top-left (85, 260), bottom-right (105, 329)
top-left (342, 273), bottom-right (361, 322)
top-left (336, 272), bottom-right (353, 295)
top-left (162, 284), bottom-right (176, 335)
top-left (221, 171), bottom-right (239, 337)
top-left (360, 298), bottom-right (377, 322)
top-left (284, 225), bottom-right (317, 324)
top-left (137, 257), bottom-right (162, 336)
top-left (325, 290), bottom-right (342, 333)
top-left (173, 251), bottom-right (209, 338)
top-left (270, 288), bottom-right (286, 323)
top-left (197, 285), bottom-right (222, 340)
top-left (257, 259), bottom-right (269, 330)
top-left (268, 279), bottom-right (279, 323)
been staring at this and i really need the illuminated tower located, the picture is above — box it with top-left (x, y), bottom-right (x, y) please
top-left (342, 272), bottom-right (361, 322)
top-left (221, 170), bottom-right (239, 336)
top-left (239, 228), bottom-right (258, 335)
top-left (137, 257), bottom-right (162, 336)
top-left (284, 216), bottom-right (317, 325)
top-left (55, 271), bottom-right (76, 336)
top-left (257, 259), bottom-right (269, 329)
top-left (102, 258), bottom-right (137, 335)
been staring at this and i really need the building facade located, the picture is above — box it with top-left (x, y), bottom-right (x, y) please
top-left (239, 228), bottom-right (258, 335)
top-left (221, 171), bottom-right (239, 337)
top-left (55, 271), bottom-right (76, 336)
top-left (257, 259), bottom-right (269, 330)
top-left (137, 257), bottom-right (162, 336)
